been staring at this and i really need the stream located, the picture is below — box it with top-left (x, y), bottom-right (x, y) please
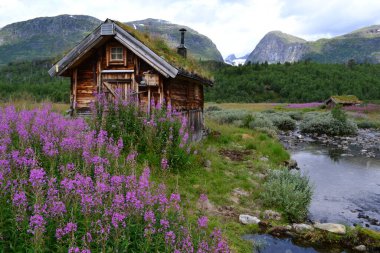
top-left (246, 129), bottom-right (380, 252)
top-left (292, 144), bottom-right (380, 230)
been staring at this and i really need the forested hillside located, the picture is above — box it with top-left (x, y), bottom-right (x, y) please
top-left (205, 62), bottom-right (380, 103)
top-left (0, 60), bottom-right (69, 102)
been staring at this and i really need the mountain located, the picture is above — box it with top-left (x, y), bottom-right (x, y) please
top-left (0, 15), bottom-right (101, 66)
top-left (0, 15), bottom-right (223, 66)
top-left (224, 54), bottom-right (248, 66)
top-left (125, 18), bottom-right (223, 62)
top-left (246, 25), bottom-right (380, 64)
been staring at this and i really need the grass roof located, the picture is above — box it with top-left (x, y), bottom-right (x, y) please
top-left (331, 95), bottom-right (361, 104)
top-left (114, 21), bottom-right (213, 81)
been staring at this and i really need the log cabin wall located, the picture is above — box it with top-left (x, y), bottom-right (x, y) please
top-left (72, 37), bottom-right (204, 140)
top-left (73, 55), bottom-right (97, 112)
top-left (73, 39), bottom-right (165, 114)
top-left (165, 76), bottom-right (204, 141)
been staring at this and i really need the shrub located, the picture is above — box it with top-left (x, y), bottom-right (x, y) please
top-left (261, 170), bottom-right (313, 222)
top-left (269, 113), bottom-right (296, 131)
top-left (287, 111), bottom-right (303, 121)
top-left (207, 110), bottom-right (249, 124)
top-left (205, 105), bottom-right (222, 112)
top-left (300, 112), bottom-right (358, 136)
top-left (248, 114), bottom-right (275, 130)
top-left (357, 120), bottom-right (380, 129)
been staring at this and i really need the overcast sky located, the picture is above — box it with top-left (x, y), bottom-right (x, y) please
top-left (1, 0), bottom-right (380, 58)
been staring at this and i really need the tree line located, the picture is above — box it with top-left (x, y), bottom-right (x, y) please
top-left (205, 61), bottom-right (380, 103)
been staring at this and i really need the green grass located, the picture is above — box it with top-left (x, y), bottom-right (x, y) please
top-left (149, 118), bottom-right (289, 252)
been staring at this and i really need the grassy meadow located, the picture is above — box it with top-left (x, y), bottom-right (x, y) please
top-left (1, 100), bottom-right (379, 252)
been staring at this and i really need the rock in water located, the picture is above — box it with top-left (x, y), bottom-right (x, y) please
top-left (353, 245), bottom-right (366, 252)
top-left (314, 223), bottom-right (346, 234)
top-left (239, 214), bottom-right (260, 225)
top-left (292, 223), bottom-right (314, 233)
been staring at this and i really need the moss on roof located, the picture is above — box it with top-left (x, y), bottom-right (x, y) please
top-left (114, 21), bottom-right (213, 82)
top-left (330, 95), bottom-right (361, 104)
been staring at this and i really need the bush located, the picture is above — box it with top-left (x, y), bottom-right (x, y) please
top-left (357, 120), bottom-right (379, 129)
top-left (207, 110), bottom-right (249, 124)
top-left (300, 112), bottom-right (358, 136)
top-left (205, 105), bottom-right (222, 112)
top-left (287, 111), bottom-right (303, 121)
top-left (270, 113), bottom-right (296, 131)
top-left (248, 114), bottom-right (275, 130)
top-left (261, 170), bottom-right (313, 222)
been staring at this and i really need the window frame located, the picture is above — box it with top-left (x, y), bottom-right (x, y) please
top-left (110, 47), bottom-right (124, 62)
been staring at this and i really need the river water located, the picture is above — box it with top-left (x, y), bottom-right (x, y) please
top-left (246, 136), bottom-right (380, 252)
top-left (292, 144), bottom-right (380, 230)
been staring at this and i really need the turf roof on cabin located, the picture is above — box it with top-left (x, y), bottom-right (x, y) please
top-left (330, 95), bottom-right (361, 104)
top-left (114, 21), bottom-right (213, 81)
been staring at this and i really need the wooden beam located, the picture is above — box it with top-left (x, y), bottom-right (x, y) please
top-left (73, 68), bottom-right (78, 110)
top-left (103, 82), bottom-right (117, 98)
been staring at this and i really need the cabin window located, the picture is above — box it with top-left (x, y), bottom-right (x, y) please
top-left (110, 47), bottom-right (123, 61)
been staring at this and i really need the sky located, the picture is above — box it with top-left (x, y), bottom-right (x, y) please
top-left (1, 0), bottom-right (380, 58)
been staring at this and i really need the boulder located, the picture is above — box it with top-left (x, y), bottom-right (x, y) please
top-left (314, 223), bottom-right (346, 235)
top-left (292, 223), bottom-right (314, 233)
top-left (239, 214), bottom-right (260, 225)
top-left (353, 245), bottom-right (366, 252)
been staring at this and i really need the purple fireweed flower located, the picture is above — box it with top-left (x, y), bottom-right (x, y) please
top-left (12, 191), bottom-right (27, 207)
top-left (170, 193), bottom-right (181, 210)
top-left (161, 158), bottom-right (169, 170)
top-left (111, 212), bottom-right (126, 228)
top-left (28, 214), bottom-right (46, 234)
top-left (197, 241), bottom-right (210, 253)
top-left (139, 167), bottom-right (150, 189)
top-left (29, 168), bottom-right (46, 187)
top-left (144, 210), bottom-right (156, 224)
top-left (56, 222), bottom-right (77, 240)
top-left (49, 201), bottom-right (66, 217)
top-left (126, 151), bottom-right (138, 162)
top-left (197, 216), bottom-right (208, 229)
top-left (199, 194), bottom-right (208, 203)
top-left (165, 231), bottom-right (176, 245)
top-left (160, 219), bottom-right (170, 230)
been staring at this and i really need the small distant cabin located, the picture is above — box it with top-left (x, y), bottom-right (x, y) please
top-left (48, 19), bottom-right (212, 140)
top-left (325, 95), bottom-right (362, 108)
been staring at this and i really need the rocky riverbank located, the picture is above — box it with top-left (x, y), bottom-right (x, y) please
top-left (279, 128), bottom-right (380, 158)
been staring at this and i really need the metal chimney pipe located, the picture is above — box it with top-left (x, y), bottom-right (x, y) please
top-left (180, 28), bottom-right (186, 46)
top-left (177, 28), bottom-right (187, 58)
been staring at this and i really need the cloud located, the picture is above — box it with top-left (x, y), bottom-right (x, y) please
top-left (1, 0), bottom-right (380, 58)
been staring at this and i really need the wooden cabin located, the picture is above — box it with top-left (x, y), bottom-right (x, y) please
top-left (325, 95), bottom-right (361, 108)
top-left (48, 19), bottom-right (212, 140)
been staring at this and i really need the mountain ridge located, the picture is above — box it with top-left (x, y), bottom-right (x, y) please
top-left (0, 15), bottom-right (224, 66)
top-left (246, 25), bottom-right (380, 64)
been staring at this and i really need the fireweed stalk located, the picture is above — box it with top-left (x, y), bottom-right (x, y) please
top-left (0, 105), bottom-right (230, 252)
top-left (90, 91), bottom-right (193, 171)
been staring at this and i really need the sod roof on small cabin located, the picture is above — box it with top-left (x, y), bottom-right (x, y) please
top-left (114, 21), bottom-right (213, 82)
top-left (329, 95), bottom-right (361, 104)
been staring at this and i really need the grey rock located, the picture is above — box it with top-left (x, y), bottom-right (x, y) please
top-left (314, 223), bottom-right (346, 234)
top-left (239, 214), bottom-right (260, 225)
top-left (292, 223), bottom-right (314, 233)
top-left (353, 245), bottom-right (366, 252)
